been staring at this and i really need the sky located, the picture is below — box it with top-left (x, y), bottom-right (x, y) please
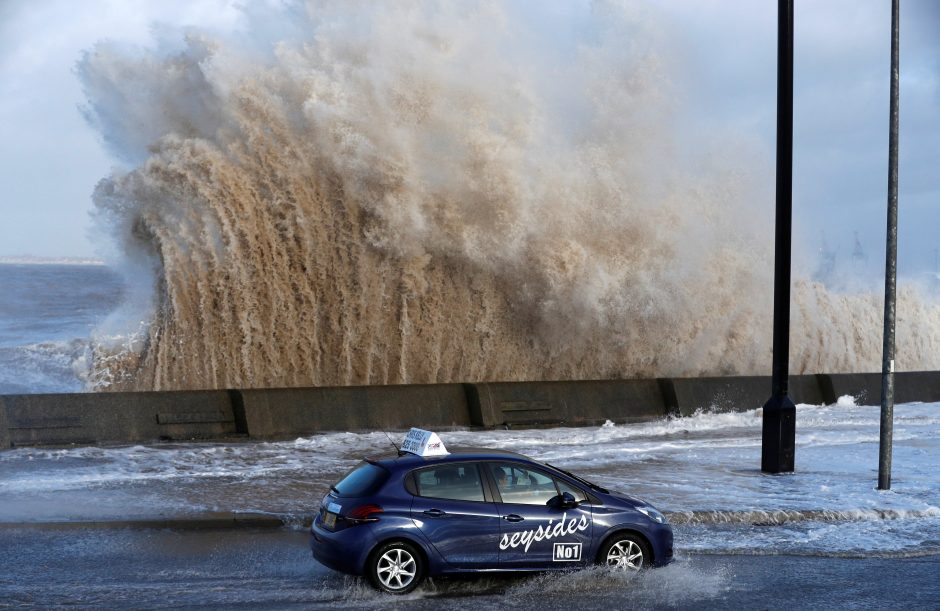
top-left (0, 0), bottom-right (937, 281)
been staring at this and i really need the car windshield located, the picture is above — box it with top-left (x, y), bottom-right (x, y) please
top-left (332, 461), bottom-right (389, 497)
top-left (545, 463), bottom-right (609, 494)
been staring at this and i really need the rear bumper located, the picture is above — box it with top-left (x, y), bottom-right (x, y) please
top-left (310, 517), bottom-right (376, 576)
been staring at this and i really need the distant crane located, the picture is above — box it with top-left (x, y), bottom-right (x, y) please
top-left (933, 248), bottom-right (940, 293)
top-left (852, 230), bottom-right (868, 271)
top-left (814, 231), bottom-right (838, 285)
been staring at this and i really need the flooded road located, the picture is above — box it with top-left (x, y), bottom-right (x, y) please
top-left (3, 401), bottom-right (939, 559)
top-left (2, 527), bottom-right (937, 609)
top-left (2, 400), bottom-right (939, 607)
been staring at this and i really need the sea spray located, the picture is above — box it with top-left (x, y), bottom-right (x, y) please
top-left (78, 1), bottom-right (940, 391)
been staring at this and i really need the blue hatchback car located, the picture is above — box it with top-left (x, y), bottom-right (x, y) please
top-left (310, 429), bottom-right (673, 594)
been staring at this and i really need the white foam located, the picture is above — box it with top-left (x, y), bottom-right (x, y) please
top-left (1, 402), bottom-right (938, 556)
top-left (836, 394), bottom-right (858, 407)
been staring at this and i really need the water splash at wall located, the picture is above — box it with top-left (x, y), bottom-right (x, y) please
top-left (80, 1), bottom-right (940, 391)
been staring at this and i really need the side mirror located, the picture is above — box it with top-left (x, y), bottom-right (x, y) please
top-left (547, 491), bottom-right (579, 510)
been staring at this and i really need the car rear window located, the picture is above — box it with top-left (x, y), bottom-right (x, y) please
top-left (333, 461), bottom-right (389, 497)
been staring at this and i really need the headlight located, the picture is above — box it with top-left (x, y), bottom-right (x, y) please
top-left (636, 505), bottom-right (667, 524)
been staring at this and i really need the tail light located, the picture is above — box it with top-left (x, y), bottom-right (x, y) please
top-left (346, 504), bottom-right (383, 524)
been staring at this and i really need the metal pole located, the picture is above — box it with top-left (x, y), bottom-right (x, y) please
top-left (878, 0), bottom-right (900, 491)
top-left (762, 0), bottom-right (797, 474)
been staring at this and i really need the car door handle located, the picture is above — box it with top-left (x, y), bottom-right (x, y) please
top-left (423, 509), bottom-right (446, 518)
top-left (503, 514), bottom-right (525, 523)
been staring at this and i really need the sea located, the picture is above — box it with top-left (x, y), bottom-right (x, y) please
top-left (0, 262), bottom-right (123, 394)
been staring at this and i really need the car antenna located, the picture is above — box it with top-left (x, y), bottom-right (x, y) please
top-left (383, 431), bottom-right (402, 455)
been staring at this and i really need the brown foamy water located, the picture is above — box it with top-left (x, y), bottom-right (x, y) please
top-left (80, 2), bottom-right (940, 391)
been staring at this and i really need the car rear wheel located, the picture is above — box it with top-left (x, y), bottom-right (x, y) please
top-left (368, 541), bottom-right (424, 594)
top-left (600, 533), bottom-right (650, 571)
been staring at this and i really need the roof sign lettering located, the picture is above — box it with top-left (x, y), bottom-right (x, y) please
top-left (401, 428), bottom-right (449, 457)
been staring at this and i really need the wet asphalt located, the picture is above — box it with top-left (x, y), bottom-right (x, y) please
top-left (1, 526), bottom-right (937, 610)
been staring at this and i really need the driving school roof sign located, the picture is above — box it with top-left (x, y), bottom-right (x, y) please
top-left (401, 428), bottom-right (449, 457)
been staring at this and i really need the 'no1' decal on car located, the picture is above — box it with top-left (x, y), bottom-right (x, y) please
top-left (498, 512), bottom-right (590, 553)
top-left (553, 542), bottom-right (582, 562)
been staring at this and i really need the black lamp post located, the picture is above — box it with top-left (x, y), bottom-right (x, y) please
top-left (762, 0), bottom-right (797, 474)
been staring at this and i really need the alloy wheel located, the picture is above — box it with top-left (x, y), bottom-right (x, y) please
top-left (376, 547), bottom-right (417, 591)
top-left (606, 539), bottom-right (644, 571)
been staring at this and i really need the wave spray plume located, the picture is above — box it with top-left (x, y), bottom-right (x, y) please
top-left (80, 1), bottom-right (940, 390)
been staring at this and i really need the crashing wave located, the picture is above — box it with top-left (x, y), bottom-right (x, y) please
top-left (77, 1), bottom-right (940, 390)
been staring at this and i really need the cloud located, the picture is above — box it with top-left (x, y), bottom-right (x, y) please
top-left (0, 0), bottom-right (937, 269)
top-left (0, 0), bottom-right (249, 257)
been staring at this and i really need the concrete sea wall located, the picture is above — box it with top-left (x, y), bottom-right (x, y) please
top-left (2, 371), bottom-right (939, 448)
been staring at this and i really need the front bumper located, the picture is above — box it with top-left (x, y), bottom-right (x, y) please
top-left (649, 522), bottom-right (674, 567)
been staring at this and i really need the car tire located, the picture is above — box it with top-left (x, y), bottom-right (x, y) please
top-left (367, 541), bottom-right (425, 594)
top-left (598, 532), bottom-right (651, 571)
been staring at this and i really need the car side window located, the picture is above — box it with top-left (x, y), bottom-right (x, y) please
top-left (413, 463), bottom-right (486, 502)
top-left (488, 463), bottom-right (559, 505)
top-left (556, 478), bottom-right (588, 503)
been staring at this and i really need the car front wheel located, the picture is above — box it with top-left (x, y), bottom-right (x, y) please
top-left (600, 533), bottom-right (650, 571)
top-left (367, 541), bottom-right (424, 594)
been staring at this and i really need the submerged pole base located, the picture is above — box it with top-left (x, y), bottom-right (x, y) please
top-left (761, 394), bottom-right (796, 473)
